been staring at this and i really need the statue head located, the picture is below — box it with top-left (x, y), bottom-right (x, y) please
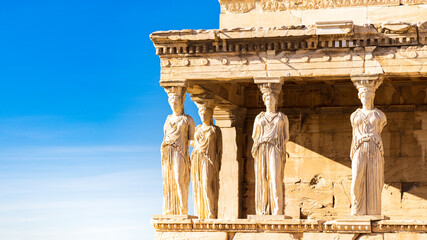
top-left (258, 83), bottom-right (281, 112)
top-left (195, 99), bottom-right (215, 126)
top-left (358, 88), bottom-right (375, 108)
top-left (165, 86), bottom-right (186, 114)
top-left (262, 92), bottom-right (278, 109)
top-left (352, 77), bottom-right (382, 109)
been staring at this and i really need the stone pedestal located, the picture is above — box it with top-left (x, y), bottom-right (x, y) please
top-left (331, 216), bottom-right (389, 234)
top-left (247, 215), bottom-right (292, 220)
top-left (152, 215), bottom-right (198, 220)
top-left (152, 218), bottom-right (427, 240)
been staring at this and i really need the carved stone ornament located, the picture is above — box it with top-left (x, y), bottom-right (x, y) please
top-left (201, 58), bottom-right (209, 66)
top-left (252, 82), bottom-right (289, 215)
top-left (219, 0), bottom-right (402, 13)
top-left (162, 59), bottom-right (171, 67)
top-left (379, 22), bottom-right (412, 34)
top-left (191, 99), bottom-right (222, 219)
top-left (350, 74), bottom-right (387, 216)
top-left (161, 86), bottom-right (195, 215)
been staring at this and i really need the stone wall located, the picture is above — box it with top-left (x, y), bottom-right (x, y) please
top-left (241, 80), bottom-right (427, 219)
top-left (219, 1), bottom-right (427, 29)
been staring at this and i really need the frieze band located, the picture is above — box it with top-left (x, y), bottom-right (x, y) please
top-left (219, 0), bottom-right (424, 13)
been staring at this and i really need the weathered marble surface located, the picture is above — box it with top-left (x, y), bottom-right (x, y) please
top-left (152, 217), bottom-right (427, 240)
top-left (217, 0), bottom-right (427, 28)
top-left (218, 0), bottom-right (409, 13)
top-left (161, 86), bottom-right (195, 215)
top-left (191, 100), bottom-right (222, 219)
top-left (151, 4), bottom-right (427, 240)
top-left (151, 22), bottom-right (427, 82)
top-left (350, 75), bottom-right (387, 216)
top-left (241, 81), bottom-right (427, 220)
top-left (252, 82), bottom-right (289, 215)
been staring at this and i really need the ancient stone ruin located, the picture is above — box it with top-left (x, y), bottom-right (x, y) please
top-left (150, 0), bottom-right (427, 239)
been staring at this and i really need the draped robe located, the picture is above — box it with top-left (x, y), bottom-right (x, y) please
top-left (350, 108), bottom-right (387, 215)
top-left (191, 125), bottom-right (221, 219)
top-left (251, 112), bottom-right (289, 215)
top-left (161, 114), bottom-right (195, 215)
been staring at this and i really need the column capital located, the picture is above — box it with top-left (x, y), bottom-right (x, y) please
top-left (160, 79), bottom-right (187, 88)
top-left (350, 74), bottom-right (384, 92)
top-left (254, 77), bottom-right (284, 96)
top-left (253, 77), bottom-right (284, 85)
top-left (350, 73), bottom-right (384, 82)
top-left (190, 93), bottom-right (216, 110)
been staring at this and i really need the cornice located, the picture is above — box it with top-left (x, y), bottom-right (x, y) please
top-left (150, 22), bottom-right (426, 56)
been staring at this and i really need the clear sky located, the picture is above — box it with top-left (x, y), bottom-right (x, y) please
top-left (0, 1), bottom-right (218, 239)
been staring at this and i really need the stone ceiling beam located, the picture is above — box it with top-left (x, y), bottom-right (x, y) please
top-left (187, 82), bottom-right (245, 108)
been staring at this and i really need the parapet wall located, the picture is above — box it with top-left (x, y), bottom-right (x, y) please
top-left (218, 0), bottom-right (427, 28)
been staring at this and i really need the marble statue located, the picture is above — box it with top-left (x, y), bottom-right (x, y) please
top-left (252, 83), bottom-right (289, 215)
top-left (161, 86), bottom-right (195, 215)
top-left (350, 78), bottom-right (387, 216)
top-left (191, 100), bottom-right (222, 219)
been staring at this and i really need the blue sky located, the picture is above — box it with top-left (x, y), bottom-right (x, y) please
top-left (0, 1), bottom-right (219, 239)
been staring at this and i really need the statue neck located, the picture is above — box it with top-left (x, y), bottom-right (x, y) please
top-left (362, 104), bottom-right (374, 111)
top-left (266, 107), bottom-right (277, 114)
top-left (173, 109), bottom-right (184, 116)
top-left (202, 121), bottom-right (213, 127)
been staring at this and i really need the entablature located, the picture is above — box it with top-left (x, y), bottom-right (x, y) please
top-left (157, 46), bottom-right (427, 82)
top-left (151, 22), bottom-right (427, 82)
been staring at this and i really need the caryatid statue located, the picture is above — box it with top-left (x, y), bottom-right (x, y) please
top-left (161, 86), bottom-right (195, 215)
top-left (350, 75), bottom-right (387, 216)
top-left (252, 83), bottom-right (289, 215)
top-left (191, 99), bottom-right (222, 219)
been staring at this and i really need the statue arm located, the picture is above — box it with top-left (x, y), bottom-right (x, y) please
top-left (252, 116), bottom-right (260, 140)
top-left (350, 111), bottom-right (356, 159)
top-left (161, 116), bottom-right (169, 145)
top-left (163, 115), bottom-right (169, 135)
top-left (251, 116), bottom-right (261, 157)
top-left (190, 125), bottom-right (199, 148)
top-left (350, 111), bottom-right (357, 128)
top-left (161, 116), bottom-right (170, 158)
